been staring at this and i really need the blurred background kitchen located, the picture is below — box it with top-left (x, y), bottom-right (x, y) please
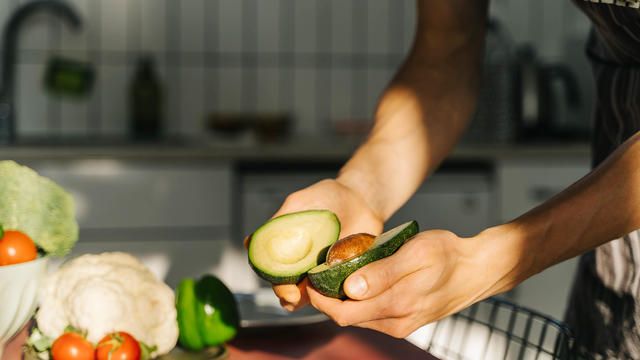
top-left (0, 0), bottom-right (593, 324)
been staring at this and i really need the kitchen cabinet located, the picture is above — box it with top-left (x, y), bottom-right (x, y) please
top-left (240, 170), bottom-right (336, 238)
top-left (497, 157), bottom-right (591, 320)
top-left (388, 173), bottom-right (493, 237)
top-left (240, 170), bottom-right (494, 238)
top-left (8, 143), bottom-right (593, 320)
top-left (20, 159), bottom-right (244, 290)
top-left (23, 159), bottom-right (233, 232)
top-left (496, 158), bottom-right (591, 222)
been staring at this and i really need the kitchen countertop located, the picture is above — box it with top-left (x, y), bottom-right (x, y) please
top-left (4, 320), bottom-right (436, 360)
top-left (0, 136), bottom-right (590, 162)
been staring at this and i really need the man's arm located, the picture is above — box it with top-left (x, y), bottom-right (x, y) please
top-left (488, 131), bottom-right (640, 293)
top-left (269, 0), bottom-right (489, 311)
top-left (337, 0), bottom-right (489, 221)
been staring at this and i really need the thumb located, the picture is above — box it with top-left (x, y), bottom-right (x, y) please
top-left (343, 249), bottom-right (417, 300)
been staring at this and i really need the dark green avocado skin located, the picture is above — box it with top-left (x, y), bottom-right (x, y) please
top-left (308, 221), bottom-right (419, 299)
top-left (248, 261), bottom-right (307, 285)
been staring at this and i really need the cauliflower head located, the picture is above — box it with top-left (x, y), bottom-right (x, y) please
top-left (36, 252), bottom-right (178, 356)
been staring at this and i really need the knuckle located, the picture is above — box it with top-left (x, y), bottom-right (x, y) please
top-left (332, 315), bottom-right (350, 327)
top-left (282, 193), bottom-right (298, 207)
top-left (387, 326), bottom-right (405, 339)
top-left (388, 322), bottom-right (414, 339)
top-left (376, 265), bottom-right (395, 291)
top-left (396, 327), bottom-right (413, 339)
top-left (396, 301), bottom-right (415, 318)
top-left (385, 288), bottom-right (414, 317)
top-left (391, 301), bottom-right (413, 318)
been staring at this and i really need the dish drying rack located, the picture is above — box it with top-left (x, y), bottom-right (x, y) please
top-left (407, 297), bottom-right (575, 360)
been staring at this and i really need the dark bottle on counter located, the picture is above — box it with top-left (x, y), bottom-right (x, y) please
top-left (129, 56), bottom-right (163, 140)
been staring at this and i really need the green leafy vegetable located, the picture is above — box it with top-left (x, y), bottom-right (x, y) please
top-left (0, 161), bottom-right (78, 256)
top-left (24, 327), bottom-right (54, 360)
top-left (139, 341), bottom-right (157, 360)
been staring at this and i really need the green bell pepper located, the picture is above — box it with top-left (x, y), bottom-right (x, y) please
top-left (176, 275), bottom-right (240, 350)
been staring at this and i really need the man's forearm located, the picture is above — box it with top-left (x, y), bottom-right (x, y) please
top-left (337, 0), bottom-right (489, 222)
top-left (478, 132), bottom-right (640, 296)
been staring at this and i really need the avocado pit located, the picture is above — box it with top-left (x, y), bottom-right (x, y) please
top-left (308, 221), bottom-right (419, 299)
top-left (326, 233), bottom-right (376, 266)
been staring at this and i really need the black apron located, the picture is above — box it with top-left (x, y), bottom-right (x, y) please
top-left (566, 1), bottom-right (640, 358)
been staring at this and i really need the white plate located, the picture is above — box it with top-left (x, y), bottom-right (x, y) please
top-left (234, 289), bottom-right (328, 328)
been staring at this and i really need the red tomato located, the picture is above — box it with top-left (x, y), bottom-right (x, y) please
top-left (96, 332), bottom-right (141, 360)
top-left (0, 229), bottom-right (37, 266)
top-left (51, 332), bottom-right (95, 360)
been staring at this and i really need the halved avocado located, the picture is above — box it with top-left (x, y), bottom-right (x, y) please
top-left (308, 220), bottom-right (418, 299)
top-left (248, 210), bottom-right (340, 284)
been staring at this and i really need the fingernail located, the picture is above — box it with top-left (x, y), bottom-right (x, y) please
top-left (347, 275), bottom-right (368, 298)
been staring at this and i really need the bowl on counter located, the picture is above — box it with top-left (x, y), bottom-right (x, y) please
top-left (0, 256), bottom-right (48, 359)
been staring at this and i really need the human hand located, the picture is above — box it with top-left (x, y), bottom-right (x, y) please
top-left (244, 179), bottom-right (384, 311)
top-left (306, 226), bottom-right (526, 337)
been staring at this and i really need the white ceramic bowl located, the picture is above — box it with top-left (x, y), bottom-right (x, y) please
top-left (0, 256), bottom-right (49, 358)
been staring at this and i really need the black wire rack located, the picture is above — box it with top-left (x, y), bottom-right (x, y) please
top-left (417, 297), bottom-right (575, 360)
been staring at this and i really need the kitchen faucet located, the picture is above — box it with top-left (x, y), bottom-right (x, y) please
top-left (0, 0), bottom-right (81, 144)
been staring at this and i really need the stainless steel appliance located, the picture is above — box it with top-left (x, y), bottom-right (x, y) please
top-left (514, 45), bottom-right (585, 142)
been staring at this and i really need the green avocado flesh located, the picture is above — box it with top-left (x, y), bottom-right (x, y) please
top-left (308, 220), bottom-right (419, 299)
top-left (248, 210), bottom-right (341, 284)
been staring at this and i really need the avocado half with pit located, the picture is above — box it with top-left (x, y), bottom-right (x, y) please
top-left (248, 210), bottom-right (340, 284)
top-left (308, 220), bottom-right (418, 299)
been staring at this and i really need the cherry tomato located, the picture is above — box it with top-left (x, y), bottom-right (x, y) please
top-left (96, 332), bottom-right (141, 360)
top-left (0, 229), bottom-right (37, 266)
top-left (51, 332), bottom-right (95, 360)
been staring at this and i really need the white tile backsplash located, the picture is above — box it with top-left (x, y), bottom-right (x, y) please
top-left (180, 66), bottom-right (205, 135)
top-left (330, 0), bottom-right (352, 54)
top-left (217, 67), bottom-right (243, 112)
top-left (403, 0), bottom-right (416, 53)
top-left (7, 0), bottom-right (593, 138)
top-left (203, 67), bottom-right (217, 114)
top-left (293, 68), bottom-right (316, 134)
top-left (0, 2), bottom-right (10, 36)
top-left (61, 98), bottom-right (90, 135)
top-left (293, 0), bottom-right (316, 54)
top-left (16, 63), bottom-right (49, 136)
top-left (140, 0), bottom-right (166, 52)
top-left (314, 68), bottom-right (331, 126)
top-left (257, 0), bottom-right (279, 53)
top-left (489, 0), bottom-right (510, 21)
top-left (19, 13), bottom-right (51, 51)
top-left (367, 0), bottom-right (390, 54)
top-left (100, 0), bottom-right (127, 51)
top-left (59, 0), bottom-right (89, 53)
top-left (330, 69), bottom-right (352, 121)
top-left (164, 66), bottom-right (181, 136)
top-left (99, 65), bottom-right (128, 135)
top-left (541, 0), bottom-right (565, 60)
top-left (219, 0), bottom-right (243, 53)
top-left (507, 1), bottom-right (531, 45)
top-left (256, 68), bottom-right (280, 113)
top-left (366, 68), bottom-right (393, 116)
top-left (350, 68), bottom-right (368, 119)
top-left (180, 0), bottom-right (205, 52)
